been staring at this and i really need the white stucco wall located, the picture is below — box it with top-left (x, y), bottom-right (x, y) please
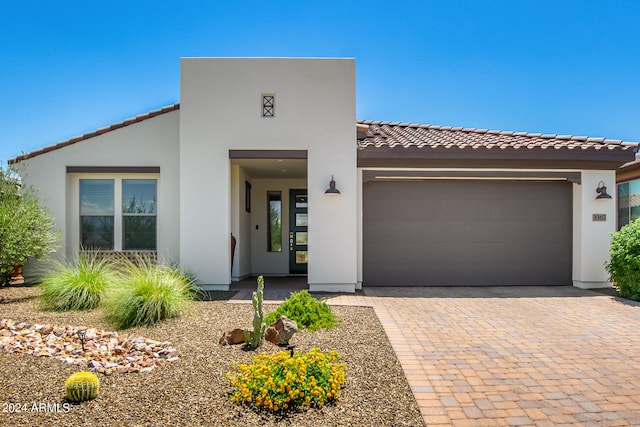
top-left (17, 110), bottom-right (181, 278)
top-left (180, 58), bottom-right (357, 291)
top-left (572, 170), bottom-right (618, 288)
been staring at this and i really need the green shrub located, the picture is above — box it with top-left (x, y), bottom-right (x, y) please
top-left (104, 257), bottom-right (198, 329)
top-left (0, 165), bottom-right (59, 284)
top-left (40, 252), bottom-right (118, 311)
top-left (264, 290), bottom-right (337, 331)
top-left (606, 220), bottom-right (640, 301)
top-left (227, 348), bottom-right (347, 412)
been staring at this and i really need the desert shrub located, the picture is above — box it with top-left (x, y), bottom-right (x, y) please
top-left (104, 257), bottom-right (198, 329)
top-left (264, 290), bottom-right (337, 331)
top-left (40, 252), bottom-right (119, 311)
top-left (227, 348), bottom-right (346, 412)
top-left (0, 165), bottom-right (59, 284)
top-left (606, 219), bottom-right (640, 301)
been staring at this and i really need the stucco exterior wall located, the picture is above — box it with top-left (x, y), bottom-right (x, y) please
top-left (18, 110), bottom-right (180, 277)
top-left (572, 170), bottom-right (617, 288)
top-left (180, 58), bottom-right (357, 291)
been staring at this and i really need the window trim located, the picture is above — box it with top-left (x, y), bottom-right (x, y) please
top-left (71, 173), bottom-right (159, 253)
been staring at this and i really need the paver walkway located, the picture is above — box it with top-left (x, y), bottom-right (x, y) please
top-left (231, 283), bottom-right (640, 426)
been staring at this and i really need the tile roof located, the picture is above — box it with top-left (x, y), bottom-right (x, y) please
top-left (9, 103), bottom-right (180, 164)
top-left (9, 105), bottom-right (638, 164)
top-left (357, 120), bottom-right (638, 153)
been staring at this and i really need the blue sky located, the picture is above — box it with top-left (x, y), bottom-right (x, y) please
top-left (1, 0), bottom-right (639, 165)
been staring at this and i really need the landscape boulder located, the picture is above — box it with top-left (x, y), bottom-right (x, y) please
top-left (265, 316), bottom-right (298, 346)
top-left (218, 328), bottom-right (247, 346)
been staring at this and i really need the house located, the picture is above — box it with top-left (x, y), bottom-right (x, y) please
top-left (10, 58), bottom-right (638, 292)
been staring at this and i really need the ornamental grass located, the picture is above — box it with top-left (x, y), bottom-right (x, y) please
top-left (104, 257), bottom-right (199, 329)
top-left (226, 348), bottom-right (347, 412)
top-left (40, 252), bottom-right (118, 311)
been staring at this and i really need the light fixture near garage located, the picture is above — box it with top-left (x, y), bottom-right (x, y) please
top-left (596, 181), bottom-right (612, 199)
top-left (325, 175), bottom-right (340, 195)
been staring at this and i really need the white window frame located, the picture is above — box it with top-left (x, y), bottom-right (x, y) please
top-left (70, 173), bottom-right (159, 253)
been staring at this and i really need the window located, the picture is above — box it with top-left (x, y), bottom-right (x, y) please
top-left (79, 178), bottom-right (157, 250)
top-left (267, 191), bottom-right (282, 252)
top-left (618, 180), bottom-right (640, 229)
top-left (122, 180), bottom-right (157, 250)
top-left (80, 179), bottom-right (114, 249)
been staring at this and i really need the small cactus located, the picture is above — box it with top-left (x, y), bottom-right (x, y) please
top-left (65, 371), bottom-right (100, 402)
top-left (247, 276), bottom-right (266, 349)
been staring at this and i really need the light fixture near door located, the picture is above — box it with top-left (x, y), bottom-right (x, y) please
top-left (325, 175), bottom-right (340, 195)
top-left (596, 181), bottom-right (612, 199)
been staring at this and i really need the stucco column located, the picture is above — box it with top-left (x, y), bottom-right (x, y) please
top-left (572, 170), bottom-right (617, 288)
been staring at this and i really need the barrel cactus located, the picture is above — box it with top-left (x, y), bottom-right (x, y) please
top-left (65, 371), bottom-right (100, 402)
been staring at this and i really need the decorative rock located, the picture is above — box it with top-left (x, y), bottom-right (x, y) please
top-left (0, 318), bottom-right (179, 374)
top-left (265, 316), bottom-right (298, 345)
top-left (37, 325), bottom-right (53, 335)
top-left (218, 328), bottom-right (247, 346)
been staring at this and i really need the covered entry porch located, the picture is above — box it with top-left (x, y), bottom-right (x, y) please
top-left (230, 150), bottom-right (309, 283)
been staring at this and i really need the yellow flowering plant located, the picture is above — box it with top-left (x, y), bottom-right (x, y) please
top-left (226, 348), bottom-right (347, 412)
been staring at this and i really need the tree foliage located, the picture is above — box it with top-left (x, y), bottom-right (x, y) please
top-left (0, 165), bottom-right (59, 284)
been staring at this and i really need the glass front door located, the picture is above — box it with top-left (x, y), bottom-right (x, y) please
top-left (289, 189), bottom-right (308, 274)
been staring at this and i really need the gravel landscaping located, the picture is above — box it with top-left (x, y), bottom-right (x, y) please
top-left (0, 285), bottom-right (424, 426)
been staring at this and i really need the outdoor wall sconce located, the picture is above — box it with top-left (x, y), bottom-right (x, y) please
top-left (325, 175), bottom-right (341, 195)
top-left (596, 181), bottom-right (612, 199)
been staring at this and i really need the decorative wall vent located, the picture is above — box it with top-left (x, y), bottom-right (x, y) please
top-left (262, 94), bottom-right (275, 117)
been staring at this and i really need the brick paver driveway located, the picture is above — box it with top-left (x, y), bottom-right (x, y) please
top-left (351, 286), bottom-right (640, 427)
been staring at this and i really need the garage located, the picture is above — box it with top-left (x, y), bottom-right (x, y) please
top-left (363, 179), bottom-right (572, 286)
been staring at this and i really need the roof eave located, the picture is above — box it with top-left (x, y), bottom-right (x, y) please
top-left (357, 146), bottom-right (637, 170)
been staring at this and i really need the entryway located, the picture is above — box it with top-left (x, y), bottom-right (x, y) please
top-left (229, 151), bottom-right (309, 280)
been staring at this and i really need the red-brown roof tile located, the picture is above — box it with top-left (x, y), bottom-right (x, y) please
top-left (356, 120), bottom-right (638, 153)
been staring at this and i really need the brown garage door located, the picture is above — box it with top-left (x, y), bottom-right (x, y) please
top-left (363, 180), bottom-right (572, 286)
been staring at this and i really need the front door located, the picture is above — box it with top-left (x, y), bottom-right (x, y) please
top-left (289, 189), bottom-right (308, 274)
